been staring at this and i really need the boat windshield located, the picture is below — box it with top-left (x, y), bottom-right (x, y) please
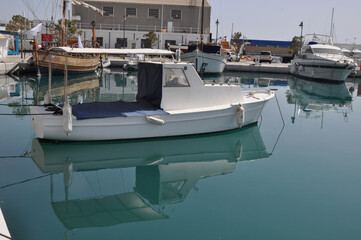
top-left (312, 48), bottom-right (343, 55)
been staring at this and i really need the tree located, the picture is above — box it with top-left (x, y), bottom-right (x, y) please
top-left (50, 19), bottom-right (83, 45)
top-left (291, 36), bottom-right (302, 55)
top-left (6, 15), bottom-right (32, 33)
top-left (231, 32), bottom-right (242, 52)
top-left (143, 32), bottom-right (159, 48)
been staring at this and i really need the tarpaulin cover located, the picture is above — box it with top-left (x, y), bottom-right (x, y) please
top-left (136, 62), bottom-right (163, 108)
top-left (188, 45), bottom-right (221, 54)
top-left (71, 100), bottom-right (167, 120)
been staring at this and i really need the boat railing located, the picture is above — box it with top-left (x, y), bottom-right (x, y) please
top-left (74, 23), bottom-right (206, 34)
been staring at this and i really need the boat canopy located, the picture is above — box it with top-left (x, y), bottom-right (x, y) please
top-left (49, 47), bottom-right (175, 56)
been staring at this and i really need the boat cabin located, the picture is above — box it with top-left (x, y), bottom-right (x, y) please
top-left (70, 61), bottom-right (244, 120)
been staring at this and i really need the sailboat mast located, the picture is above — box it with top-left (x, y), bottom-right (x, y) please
top-left (61, 0), bottom-right (66, 46)
top-left (200, 0), bottom-right (204, 50)
top-left (329, 8), bottom-right (334, 45)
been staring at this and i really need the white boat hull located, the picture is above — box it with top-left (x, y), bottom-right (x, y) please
top-left (290, 59), bottom-right (354, 81)
top-left (30, 92), bottom-right (272, 141)
top-left (181, 50), bottom-right (226, 74)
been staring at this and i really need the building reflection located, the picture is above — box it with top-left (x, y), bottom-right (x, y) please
top-left (31, 124), bottom-right (270, 229)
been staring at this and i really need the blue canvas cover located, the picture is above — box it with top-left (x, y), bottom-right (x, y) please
top-left (188, 44), bottom-right (221, 54)
top-left (136, 62), bottom-right (163, 108)
top-left (71, 101), bottom-right (167, 120)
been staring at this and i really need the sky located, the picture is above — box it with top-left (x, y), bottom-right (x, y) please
top-left (1, 0), bottom-right (360, 44)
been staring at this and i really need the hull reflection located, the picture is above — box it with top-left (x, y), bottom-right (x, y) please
top-left (31, 124), bottom-right (270, 229)
top-left (287, 77), bottom-right (353, 124)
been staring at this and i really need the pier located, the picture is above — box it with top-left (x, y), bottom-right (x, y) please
top-left (0, 55), bottom-right (36, 75)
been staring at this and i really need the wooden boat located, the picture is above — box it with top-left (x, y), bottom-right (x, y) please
top-left (33, 0), bottom-right (103, 76)
top-left (34, 46), bottom-right (100, 75)
top-left (30, 48), bottom-right (274, 141)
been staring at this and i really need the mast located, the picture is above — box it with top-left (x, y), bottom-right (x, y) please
top-left (329, 8), bottom-right (334, 45)
top-left (61, 0), bottom-right (66, 46)
top-left (200, 0), bottom-right (204, 50)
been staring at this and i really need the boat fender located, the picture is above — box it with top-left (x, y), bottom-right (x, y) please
top-left (146, 116), bottom-right (165, 125)
top-left (63, 102), bottom-right (73, 135)
top-left (236, 106), bottom-right (245, 127)
top-left (298, 65), bottom-right (304, 72)
top-left (233, 140), bottom-right (243, 161)
top-left (44, 91), bottom-right (52, 105)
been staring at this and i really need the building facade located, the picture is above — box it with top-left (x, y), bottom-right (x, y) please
top-left (72, 0), bottom-right (211, 49)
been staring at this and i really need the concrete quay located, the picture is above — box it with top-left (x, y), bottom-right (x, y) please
top-left (225, 61), bottom-right (291, 74)
top-left (0, 55), bottom-right (36, 75)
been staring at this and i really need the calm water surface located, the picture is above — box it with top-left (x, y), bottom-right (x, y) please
top-left (1, 69), bottom-right (361, 240)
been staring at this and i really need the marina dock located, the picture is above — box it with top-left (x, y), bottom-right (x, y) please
top-left (1, 54), bottom-right (360, 78)
top-left (225, 61), bottom-right (291, 74)
top-left (0, 55), bottom-right (36, 75)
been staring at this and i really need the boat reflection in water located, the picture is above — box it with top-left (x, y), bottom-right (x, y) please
top-left (32, 73), bottom-right (101, 105)
top-left (286, 77), bottom-right (353, 124)
top-left (32, 69), bottom-right (138, 105)
top-left (31, 124), bottom-right (270, 230)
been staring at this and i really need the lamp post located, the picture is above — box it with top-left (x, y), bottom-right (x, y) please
top-left (91, 21), bottom-right (96, 47)
top-left (299, 21), bottom-right (303, 43)
top-left (122, 15), bottom-right (127, 48)
top-left (215, 19), bottom-right (219, 44)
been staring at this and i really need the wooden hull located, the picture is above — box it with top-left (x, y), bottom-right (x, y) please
top-left (35, 50), bottom-right (100, 75)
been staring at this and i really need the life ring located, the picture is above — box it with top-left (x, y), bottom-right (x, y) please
top-left (236, 106), bottom-right (245, 127)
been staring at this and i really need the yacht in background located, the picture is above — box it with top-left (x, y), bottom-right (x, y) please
top-left (290, 34), bottom-right (356, 81)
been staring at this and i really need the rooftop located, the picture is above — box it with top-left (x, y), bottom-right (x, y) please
top-left (84, 0), bottom-right (211, 7)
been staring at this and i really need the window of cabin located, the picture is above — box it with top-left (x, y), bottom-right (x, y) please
top-left (103, 6), bottom-right (113, 16)
top-left (164, 68), bottom-right (190, 87)
top-left (171, 10), bottom-right (181, 20)
top-left (126, 8), bottom-right (137, 18)
top-left (148, 8), bottom-right (159, 19)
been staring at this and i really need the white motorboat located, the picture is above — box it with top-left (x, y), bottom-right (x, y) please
top-left (290, 34), bottom-right (356, 81)
top-left (181, 48), bottom-right (226, 74)
top-left (30, 54), bottom-right (274, 141)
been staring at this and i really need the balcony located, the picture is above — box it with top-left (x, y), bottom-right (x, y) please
top-left (74, 23), bottom-right (208, 34)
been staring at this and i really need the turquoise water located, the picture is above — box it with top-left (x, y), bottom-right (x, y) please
top-left (1, 70), bottom-right (361, 240)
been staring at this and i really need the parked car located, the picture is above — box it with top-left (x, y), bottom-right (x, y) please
top-left (224, 52), bottom-right (238, 62)
top-left (259, 51), bottom-right (273, 63)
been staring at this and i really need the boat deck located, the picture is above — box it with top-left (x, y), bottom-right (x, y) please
top-left (70, 100), bottom-right (168, 120)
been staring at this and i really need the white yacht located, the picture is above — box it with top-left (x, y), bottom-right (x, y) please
top-left (290, 34), bottom-right (356, 81)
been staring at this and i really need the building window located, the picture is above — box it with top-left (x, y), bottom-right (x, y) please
top-left (171, 10), bottom-right (181, 20)
top-left (148, 9), bottom-right (159, 19)
top-left (165, 40), bottom-right (176, 48)
top-left (103, 6), bottom-right (113, 16)
top-left (96, 37), bottom-right (103, 47)
top-left (126, 8), bottom-right (137, 17)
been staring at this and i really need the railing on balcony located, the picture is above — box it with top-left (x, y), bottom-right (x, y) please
top-left (74, 23), bottom-right (208, 34)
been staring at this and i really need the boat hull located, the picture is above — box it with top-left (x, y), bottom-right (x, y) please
top-left (30, 93), bottom-right (272, 141)
top-left (35, 50), bottom-right (100, 75)
top-left (290, 59), bottom-right (355, 81)
top-left (181, 50), bottom-right (226, 74)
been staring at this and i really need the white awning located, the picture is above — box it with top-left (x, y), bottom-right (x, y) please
top-left (49, 47), bottom-right (175, 56)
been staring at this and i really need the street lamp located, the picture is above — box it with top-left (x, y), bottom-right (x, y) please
top-left (91, 21), bottom-right (96, 47)
top-left (122, 15), bottom-right (127, 48)
top-left (215, 19), bottom-right (219, 44)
